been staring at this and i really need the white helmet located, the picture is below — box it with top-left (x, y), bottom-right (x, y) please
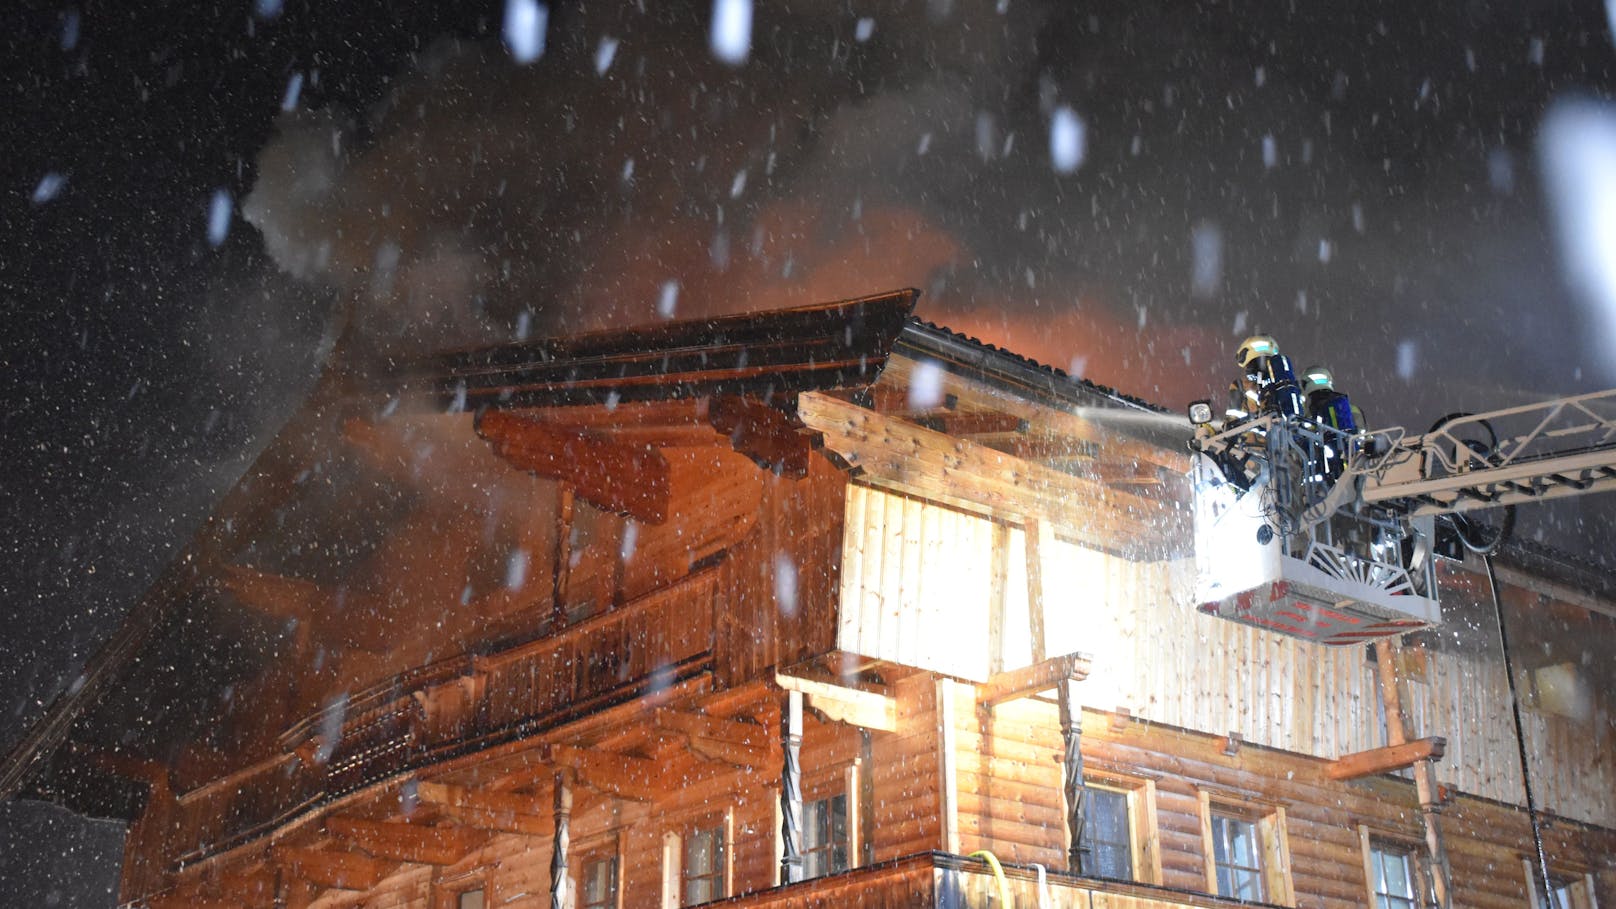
top-left (1302, 365), bottom-right (1335, 396)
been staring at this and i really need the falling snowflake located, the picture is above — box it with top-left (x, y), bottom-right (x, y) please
top-left (504, 0), bottom-right (549, 64)
top-left (1049, 106), bottom-right (1086, 173)
top-left (710, 0), bottom-right (752, 66)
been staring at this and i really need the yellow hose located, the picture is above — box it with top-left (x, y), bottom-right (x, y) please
top-left (967, 850), bottom-right (1012, 908)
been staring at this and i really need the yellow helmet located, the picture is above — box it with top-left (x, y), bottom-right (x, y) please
top-left (1302, 365), bottom-right (1334, 395)
top-left (1236, 335), bottom-right (1279, 369)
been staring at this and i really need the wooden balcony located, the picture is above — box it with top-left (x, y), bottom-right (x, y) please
top-left (713, 852), bottom-right (1288, 909)
top-left (165, 567), bottom-right (724, 868)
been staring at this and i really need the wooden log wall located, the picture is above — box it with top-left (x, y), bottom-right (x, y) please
top-left (179, 679), bottom-right (1613, 909)
top-left (839, 484), bottom-right (1616, 830)
top-left (942, 693), bottom-right (1616, 908)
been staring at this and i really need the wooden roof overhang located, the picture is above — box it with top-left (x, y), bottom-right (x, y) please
top-left (414, 288), bottom-right (918, 411)
top-left (799, 319), bottom-right (1196, 558)
top-left (0, 290), bottom-right (919, 819)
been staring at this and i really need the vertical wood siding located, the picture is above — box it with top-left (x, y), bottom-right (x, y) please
top-left (838, 484), bottom-right (1614, 828)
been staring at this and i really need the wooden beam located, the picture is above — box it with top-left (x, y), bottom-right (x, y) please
top-left (798, 392), bottom-right (1174, 554)
top-left (908, 411), bottom-right (1028, 437)
top-left (324, 816), bottom-right (490, 866)
top-left (552, 483), bottom-right (576, 626)
top-left (413, 781), bottom-right (550, 836)
top-left (654, 709), bottom-right (775, 769)
top-left (1025, 519), bottom-right (1055, 663)
top-left (478, 410), bottom-right (670, 524)
top-left (1326, 737), bottom-right (1447, 781)
top-left (271, 846), bottom-right (395, 892)
top-left (976, 653), bottom-right (1092, 708)
top-left (547, 744), bottom-right (666, 801)
top-left (774, 674), bottom-right (897, 732)
top-left (710, 395), bottom-right (816, 479)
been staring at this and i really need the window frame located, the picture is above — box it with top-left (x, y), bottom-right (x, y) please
top-left (1198, 790), bottom-right (1294, 906)
top-left (800, 791), bottom-right (851, 880)
top-left (1523, 860), bottom-right (1600, 909)
top-left (662, 808), bottom-right (735, 909)
top-left (1357, 827), bottom-right (1429, 909)
top-left (574, 831), bottom-right (625, 909)
top-left (432, 873), bottom-right (491, 909)
top-left (1079, 768), bottom-right (1161, 885)
top-left (775, 760), bottom-right (863, 885)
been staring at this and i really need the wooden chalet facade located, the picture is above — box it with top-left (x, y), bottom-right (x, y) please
top-left (3, 290), bottom-right (1614, 908)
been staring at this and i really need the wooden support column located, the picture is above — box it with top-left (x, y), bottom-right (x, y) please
top-left (1026, 517), bottom-right (1085, 874)
top-left (1058, 678), bottom-right (1085, 875)
top-left (987, 523), bottom-right (1011, 676)
top-left (858, 728), bottom-right (876, 868)
top-left (780, 690), bottom-right (805, 884)
top-left (1025, 518), bottom-right (1054, 663)
top-left (552, 485), bottom-right (576, 627)
top-left (936, 677), bottom-right (962, 855)
top-left (551, 771), bottom-right (572, 909)
top-left (1374, 640), bottom-right (1452, 909)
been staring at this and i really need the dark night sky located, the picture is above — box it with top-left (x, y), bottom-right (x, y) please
top-left (4, 0), bottom-right (1615, 903)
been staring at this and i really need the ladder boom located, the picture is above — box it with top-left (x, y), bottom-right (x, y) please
top-left (1362, 388), bottom-right (1616, 516)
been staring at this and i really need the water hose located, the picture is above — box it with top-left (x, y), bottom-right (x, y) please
top-left (967, 850), bottom-right (1012, 908)
top-left (1483, 555), bottom-right (1553, 898)
top-left (1028, 862), bottom-right (1052, 909)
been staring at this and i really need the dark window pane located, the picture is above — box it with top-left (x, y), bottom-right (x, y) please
top-left (802, 794), bottom-right (850, 879)
top-left (682, 827), bottom-right (725, 906)
top-left (1081, 786), bottom-right (1133, 881)
top-left (581, 856), bottom-right (617, 909)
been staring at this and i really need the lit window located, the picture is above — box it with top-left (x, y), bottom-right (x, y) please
top-left (1368, 841), bottom-right (1418, 909)
top-left (1081, 786), bottom-right (1133, 880)
top-left (802, 794), bottom-right (849, 879)
top-left (1210, 813), bottom-right (1265, 901)
top-left (579, 855), bottom-right (618, 909)
top-left (456, 888), bottom-right (485, 909)
top-left (682, 826), bottom-right (726, 906)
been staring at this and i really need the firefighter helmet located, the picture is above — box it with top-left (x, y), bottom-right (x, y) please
top-left (1302, 365), bottom-right (1335, 395)
top-left (1236, 335), bottom-right (1280, 369)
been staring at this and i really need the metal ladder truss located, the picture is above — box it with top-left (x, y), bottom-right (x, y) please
top-left (1361, 388), bottom-right (1616, 516)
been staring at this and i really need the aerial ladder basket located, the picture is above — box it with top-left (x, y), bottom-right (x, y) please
top-left (1187, 387), bottom-right (1616, 645)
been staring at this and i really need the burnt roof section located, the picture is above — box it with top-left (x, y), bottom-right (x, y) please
top-left (416, 288), bottom-right (919, 410)
top-left (898, 319), bottom-right (1169, 415)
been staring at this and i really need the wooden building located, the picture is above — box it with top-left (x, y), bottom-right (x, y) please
top-left (3, 290), bottom-right (1613, 908)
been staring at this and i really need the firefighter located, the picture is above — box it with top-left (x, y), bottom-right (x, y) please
top-left (1301, 365), bottom-right (1358, 433)
top-left (1301, 365), bottom-right (1364, 483)
top-left (1234, 335), bottom-right (1305, 420)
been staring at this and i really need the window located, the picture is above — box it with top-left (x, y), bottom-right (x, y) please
top-left (663, 812), bottom-right (734, 908)
top-left (802, 794), bottom-right (850, 879)
top-left (1525, 862), bottom-right (1597, 909)
top-left (1366, 840), bottom-right (1419, 909)
top-left (1076, 771), bottom-right (1161, 885)
top-left (1211, 813), bottom-right (1265, 901)
top-left (1082, 785), bottom-right (1133, 880)
top-left (1199, 792), bottom-right (1292, 906)
top-left (682, 825), bottom-right (726, 906)
top-left (435, 881), bottom-right (486, 909)
top-left (578, 854), bottom-right (618, 909)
